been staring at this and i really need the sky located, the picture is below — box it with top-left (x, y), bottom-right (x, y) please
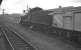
top-left (0, 0), bottom-right (81, 14)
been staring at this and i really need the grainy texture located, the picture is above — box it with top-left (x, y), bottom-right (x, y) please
top-left (5, 23), bottom-right (81, 50)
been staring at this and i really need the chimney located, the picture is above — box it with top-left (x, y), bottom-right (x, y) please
top-left (59, 6), bottom-right (62, 8)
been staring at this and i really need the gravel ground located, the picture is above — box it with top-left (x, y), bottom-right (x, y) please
top-left (5, 23), bottom-right (81, 50)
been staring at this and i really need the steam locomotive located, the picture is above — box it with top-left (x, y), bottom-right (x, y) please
top-left (20, 7), bottom-right (81, 44)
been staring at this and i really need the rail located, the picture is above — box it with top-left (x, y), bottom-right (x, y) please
top-left (0, 25), bottom-right (36, 50)
top-left (5, 24), bottom-right (38, 50)
top-left (1, 28), bottom-right (14, 50)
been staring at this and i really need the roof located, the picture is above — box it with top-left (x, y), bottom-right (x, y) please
top-left (48, 6), bottom-right (81, 15)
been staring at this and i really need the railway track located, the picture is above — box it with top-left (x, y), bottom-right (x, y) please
top-left (0, 25), bottom-right (36, 50)
top-left (0, 30), bottom-right (13, 50)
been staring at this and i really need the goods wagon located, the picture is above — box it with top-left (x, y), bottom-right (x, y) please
top-left (30, 11), bottom-right (52, 25)
top-left (48, 7), bottom-right (81, 44)
top-left (50, 9), bottom-right (81, 32)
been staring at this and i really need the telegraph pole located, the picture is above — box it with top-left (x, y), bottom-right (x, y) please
top-left (2, 9), bottom-right (5, 15)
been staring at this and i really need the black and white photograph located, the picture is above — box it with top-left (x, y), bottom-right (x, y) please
top-left (0, 0), bottom-right (81, 50)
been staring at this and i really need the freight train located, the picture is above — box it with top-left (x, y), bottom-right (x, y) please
top-left (20, 7), bottom-right (81, 44)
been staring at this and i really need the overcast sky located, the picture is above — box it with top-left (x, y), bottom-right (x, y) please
top-left (1, 0), bottom-right (81, 14)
